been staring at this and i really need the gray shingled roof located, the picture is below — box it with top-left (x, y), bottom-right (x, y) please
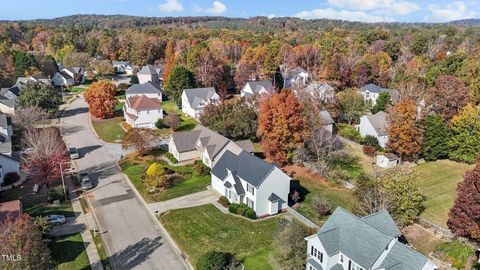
top-left (361, 210), bottom-right (401, 237)
top-left (183, 87), bottom-right (217, 109)
top-left (170, 125), bottom-right (232, 159)
top-left (0, 97), bottom-right (15, 108)
top-left (0, 142), bottom-right (12, 154)
top-left (138, 65), bottom-right (157, 75)
top-left (360, 83), bottom-right (392, 94)
top-left (113, 61), bottom-right (129, 66)
top-left (285, 66), bottom-right (308, 79)
top-left (320, 110), bottom-right (334, 125)
top-left (0, 85), bottom-right (21, 100)
top-left (366, 111), bottom-right (389, 136)
top-left (234, 140), bottom-right (255, 153)
top-left (379, 241), bottom-right (428, 270)
top-left (59, 71), bottom-right (72, 79)
top-left (330, 264), bottom-right (342, 270)
top-left (243, 80), bottom-right (274, 96)
top-left (267, 193), bottom-right (284, 203)
top-left (171, 130), bottom-right (202, 153)
top-left (0, 114), bottom-right (8, 129)
top-left (126, 81), bottom-right (162, 96)
top-left (307, 258), bottom-right (323, 270)
top-left (211, 150), bottom-right (276, 188)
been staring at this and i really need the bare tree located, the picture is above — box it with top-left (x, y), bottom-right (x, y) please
top-left (122, 128), bottom-right (159, 156)
top-left (14, 106), bottom-right (49, 132)
top-left (354, 175), bottom-right (391, 215)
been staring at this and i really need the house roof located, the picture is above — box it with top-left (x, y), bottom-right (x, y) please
top-left (113, 61), bottom-right (129, 66)
top-left (320, 110), bottom-right (334, 125)
top-left (285, 66), bottom-right (308, 79)
top-left (361, 210), bottom-right (402, 237)
top-left (0, 142), bottom-right (12, 154)
top-left (243, 80), bottom-right (274, 96)
top-left (379, 153), bottom-right (399, 160)
top-left (234, 139), bottom-right (255, 153)
top-left (304, 82), bottom-right (335, 95)
top-left (330, 264), bottom-right (342, 270)
top-left (360, 83), bottom-right (393, 94)
top-left (307, 258), bottom-right (323, 270)
top-left (211, 150), bottom-right (277, 188)
top-left (171, 129), bottom-right (202, 153)
top-left (267, 193), bottom-right (284, 203)
top-left (138, 65), bottom-right (158, 75)
top-left (127, 95), bottom-right (161, 111)
top-left (0, 85), bottom-right (21, 100)
top-left (195, 126), bottom-right (231, 159)
top-left (183, 87), bottom-right (217, 110)
top-left (0, 114), bottom-right (8, 129)
top-left (0, 96), bottom-right (15, 108)
top-left (0, 200), bottom-right (22, 223)
top-left (59, 71), bottom-right (73, 80)
top-left (365, 111), bottom-right (389, 136)
top-left (126, 81), bottom-right (162, 96)
top-left (379, 241), bottom-right (428, 270)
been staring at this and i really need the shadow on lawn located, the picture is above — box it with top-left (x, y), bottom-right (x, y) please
top-left (289, 179), bottom-right (310, 205)
top-left (50, 238), bottom-right (90, 270)
top-left (110, 236), bottom-right (164, 270)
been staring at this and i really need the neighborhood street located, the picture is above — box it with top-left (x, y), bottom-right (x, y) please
top-left (60, 96), bottom-right (189, 270)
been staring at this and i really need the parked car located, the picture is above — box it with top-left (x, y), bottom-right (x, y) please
top-left (80, 173), bottom-right (93, 190)
top-left (46, 214), bottom-right (66, 226)
top-left (69, 147), bottom-right (80, 159)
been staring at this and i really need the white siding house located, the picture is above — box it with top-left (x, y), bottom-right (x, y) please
top-left (113, 61), bottom-right (133, 75)
top-left (356, 111), bottom-right (389, 148)
top-left (181, 87), bottom-right (219, 119)
top-left (376, 153), bottom-right (399, 168)
top-left (240, 80), bottom-right (275, 98)
top-left (0, 154), bottom-right (20, 186)
top-left (137, 65), bottom-right (160, 85)
top-left (211, 150), bottom-right (290, 217)
top-left (52, 71), bottom-right (74, 86)
top-left (284, 67), bottom-right (309, 89)
top-left (358, 83), bottom-right (398, 105)
top-left (123, 82), bottom-right (163, 128)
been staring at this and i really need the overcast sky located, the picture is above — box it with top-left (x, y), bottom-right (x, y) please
top-left (1, 0), bottom-right (479, 23)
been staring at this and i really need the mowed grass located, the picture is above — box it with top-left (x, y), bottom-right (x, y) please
top-left (162, 100), bottom-right (197, 131)
top-left (26, 202), bottom-right (76, 218)
top-left (160, 204), bottom-right (280, 269)
top-left (91, 117), bottom-right (125, 143)
top-left (415, 160), bottom-right (474, 228)
top-left (50, 233), bottom-right (91, 270)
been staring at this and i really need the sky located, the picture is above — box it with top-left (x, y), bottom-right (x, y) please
top-left (1, 0), bottom-right (480, 23)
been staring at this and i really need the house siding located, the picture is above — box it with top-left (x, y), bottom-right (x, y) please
top-left (0, 155), bottom-right (19, 185)
top-left (357, 115), bottom-right (389, 148)
top-left (252, 167), bottom-right (290, 216)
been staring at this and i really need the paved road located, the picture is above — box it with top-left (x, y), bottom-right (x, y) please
top-left (60, 97), bottom-right (189, 270)
top-left (148, 189), bottom-right (218, 215)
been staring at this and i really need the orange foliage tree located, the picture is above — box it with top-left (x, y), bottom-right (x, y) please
top-left (84, 80), bottom-right (117, 119)
top-left (387, 99), bottom-right (423, 160)
top-left (257, 90), bottom-right (308, 165)
top-left (163, 39), bottom-right (175, 84)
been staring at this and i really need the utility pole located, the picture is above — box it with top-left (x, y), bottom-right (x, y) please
top-left (60, 162), bottom-right (68, 202)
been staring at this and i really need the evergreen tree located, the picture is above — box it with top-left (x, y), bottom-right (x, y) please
top-left (165, 66), bottom-right (196, 105)
top-left (14, 51), bottom-right (37, 79)
top-left (421, 114), bottom-right (451, 161)
top-left (371, 92), bottom-right (391, 114)
top-left (18, 81), bottom-right (61, 112)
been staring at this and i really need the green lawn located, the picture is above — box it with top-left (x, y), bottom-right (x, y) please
top-left (91, 117), bottom-right (125, 143)
top-left (415, 160), bottom-right (474, 228)
top-left (160, 204), bottom-right (279, 269)
top-left (162, 100), bottom-right (197, 131)
top-left (50, 233), bottom-right (91, 270)
top-left (92, 231), bottom-right (112, 270)
top-left (26, 202), bottom-right (76, 218)
top-left (69, 87), bottom-right (85, 93)
top-left (120, 159), bottom-right (211, 203)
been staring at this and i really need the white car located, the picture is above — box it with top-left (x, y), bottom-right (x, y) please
top-left (46, 215), bottom-right (66, 226)
top-left (69, 147), bottom-right (80, 160)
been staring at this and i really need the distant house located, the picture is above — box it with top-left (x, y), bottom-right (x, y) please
top-left (168, 125), bottom-right (245, 168)
top-left (301, 82), bottom-right (336, 103)
top-left (356, 111), bottom-right (389, 148)
top-left (16, 74), bottom-right (51, 86)
top-left (63, 67), bottom-right (85, 84)
top-left (113, 61), bottom-right (133, 75)
top-left (181, 87), bottom-right (220, 119)
top-left (123, 82), bottom-right (163, 128)
top-left (284, 67), bottom-right (309, 89)
top-left (240, 80), bottom-right (275, 98)
top-left (358, 83), bottom-right (398, 105)
top-left (0, 200), bottom-right (22, 223)
top-left (376, 153), bottom-right (399, 168)
top-left (0, 114), bottom-right (13, 156)
top-left (305, 208), bottom-right (437, 270)
top-left (320, 110), bottom-right (334, 133)
top-left (211, 150), bottom-right (290, 217)
top-left (52, 70), bottom-right (74, 86)
top-left (137, 65), bottom-right (160, 86)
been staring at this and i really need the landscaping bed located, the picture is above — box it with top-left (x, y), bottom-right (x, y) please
top-left (49, 233), bottom-right (91, 270)
top-left (160, 204), bottom-right (280, 270)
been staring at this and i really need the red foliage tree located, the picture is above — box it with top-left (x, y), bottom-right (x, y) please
top-left (84, 80), bottom-right (117, 119)
top-left (447, 161), bottom-right (480, 240)
top-left (427, 75), bottom-right (470, 121)
top-left (257, 90), bottom-right (308, 165)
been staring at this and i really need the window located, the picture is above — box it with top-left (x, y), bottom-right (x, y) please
top-left (318, 252), bottom-right (323, 263)
top-left (224, 188), bottom-right (228, 197)
top-left (311, 246), bottom-right (314, 256)
top-left (246, 197), bottom-right (254, 209)
top-left (246, 183), bottom-right (255, 195)
top-left (340, 254), bottom-right (343, 263)
top-left (348, 260), bottom-right (352, 270)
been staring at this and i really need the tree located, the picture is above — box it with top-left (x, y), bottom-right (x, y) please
top-left (163, 113), bottom-right (180, 131)
top-left (371, 92), bottom-right (391, 114)
top-left (421, 114), bottom-right (451, 161)
top-left (21, 127), bottom-right (69, 185)
top-left (84, 80), bottom-right (117, 118)
top-left (448, 161), bottom-right (480, 240)
top-left (311, 196), bottom-right (331, 217)
top-left (0, 215), bottom-right (50, 270)
top-left (196, 251), bottom-right (235, 270)
top-left (200, 99), bottom-right (258, 140)
top-left (13, 51), bottom-right (37, 79)
top-left (94, 59), bottom-right (114, 76)
top-left (145, 163), bottom-right (166, 191)
top-left (130, 74), bottom-right (139, 84)
top-left (62, 51), bottom-right (90, 68)
top-left (354, 173), bottom-right (391, 216)
top-left (448, 104), bottom-right (480, 163)
top-left (387, 99), bottom-right (423, 160)
top-left (164, 66), bottom-right (196, 105)
top-left (427, 75), bottom-right (470, 121)
top-left (122, 128), bottom-right (159, 156)
top-left (337, 88), bottom-right (365, 124)
top-left (163, 39), bottom-right (175, 84)
top-left (272, 220), bottom-right (311, 270)
top-left (257, 90), bottom-right (307, 165)
top-left (55, 44), bottom-right (75, 64)
top-left (14, 106), bottom-right (49, 132)
top-left (18, 81), bottom-right (61, 112)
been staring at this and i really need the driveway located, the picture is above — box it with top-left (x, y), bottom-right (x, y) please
top-left (60, 96), bottom-right (189, 270)
top-left (50, 216), bottom-right (86, 237)
top-left (148, 189), bottom-right (218, 215)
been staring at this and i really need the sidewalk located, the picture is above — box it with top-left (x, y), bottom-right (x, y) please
top-left (148, 188), bottom-right (218, 215)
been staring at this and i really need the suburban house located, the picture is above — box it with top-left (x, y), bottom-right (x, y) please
top-left (181, 87), bottom-right (220, 119)
top-left (0, 153), bottom-right (20, 186)
top-left (137, 65), bottom-right (160, 86)
top-left (123, 82), bottom-right (163, 128)
top-left (376, 153), bottom-right (399, 168)
top-left (356, 111), bottom-right (389, 148)
top-left (63, 67), bottom-right (85, 84)
top-left (168, 125), bottom-right (247, 168)
top-left (0, 114), bottom-right (14, 156)
top-left (113, 61), bottom-right (133, 75)
top-left (358, 84), bottom-right (398, 105)
top-left (320, 110), bottom-right (335, 133)
top-left (240, 80), bottom-right (275, 98)
top-left (0, 200), bottom-right (22, 223)
top-left (284, 66), bottom-right (309, 89)
top-left (16, 74), bottom-right (51, 86)
top-left (0, 97), bottom-right (16, 116)
top-left (52, 70), bottom-right (74, 86)
top-left (305, 208), bottom-right (437, 270)
top-left (211, 150), bottom-right (291, 217)
top-left (300, 82), bottom-right (336, 103)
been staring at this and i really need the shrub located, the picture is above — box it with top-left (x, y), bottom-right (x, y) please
top-left (435, 240), bottom-right (473, 269)
top-left (196, 251), bottom-right (234, 270)
top-left (228, 203), bottom-right (239, 214)
top-left (3, 172), bottom-right (20, 186)
top-left (194, 160), bottom-right (210, 176)
top-left (337, 124), bottom-right (362, 143)
top-left (47, 186), bottom-right (68, 202)
top-left (218, 196), bottom-right (229, 207)
top-left (155, 118), bottom-right (165, 129)
top-left (245, 209), bottom-right (257, 219)
top-left (362, 135), bottom-right (380, 147)
top-left (164, 152), bottom-right (178, 164)
top-left (236, 206), bottom-right (247, 216)
top-left (311, 196), bottom-right (331, 217)
top-left (363, 145), bottom-right (376, 157)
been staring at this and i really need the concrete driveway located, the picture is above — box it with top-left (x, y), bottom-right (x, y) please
top-left (148, 189), bottom-right (219, 215)
top-left (60, 96), bottom-right (189, 270)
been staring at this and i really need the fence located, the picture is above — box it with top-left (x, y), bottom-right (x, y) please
top-left (417, 218), bottom-right (455, 238)
top-left (286, 206), bottom-right (319, 229)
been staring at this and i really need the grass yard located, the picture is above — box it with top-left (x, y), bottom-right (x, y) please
top-left (162, 100), bottom-right (197, 131)
top-left (415, 160), bottom-right (474, 228)
top-left (91, 117), bottom-right (125, 143)
top-left (50, 233), bottom-right (91, 270)
top-left (92, 231), bottom-right (112, 270)
top-left (26, 202), bottom-right (75, 218)
top-left (69, 87), bottom-right (85, 93)
top-left (120, 158), bottom-right (211, 203)
top-left (160, 204), bottom-right (280, 269)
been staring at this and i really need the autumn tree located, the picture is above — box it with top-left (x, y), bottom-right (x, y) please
top-left (337, 88), bottom-right (365, 124)
top-left (447, 161), bottom-right (480, 240)
top-left (387, 99), bottom-right (423, 160)
top-left (354, 173), bottom-right (391, 216)
top-left (21, 127), bottom-right (70, 185)
top-left (122, 128), bottom-right (159, 156)
top-left (94, 59), bottom-right (114, 76)
top-left (421, 114), bottom-right (451, 161)
top-left (62, 51), bottom-right (91, 68)
top-left (164, 113), bottom-right (180, 131)
top-left (448, 104), bottom-right (480, 163)
top-left (18, 81), bottom-right (62, 112)
top-left (145, 162), bottom-right (166, 191)
top-left (0, 215), bottom-right (50, 270)
top-left (164, 66), bottom-right (196, 105)
top-left (257, 90), bottom-right (307, 165)
top-left (190, 46), bottom-right (224, 88)
top-left (163, 39), bottom-right (175, 84)
top-left (14, 106), bottom-right (49, 132)
top-left (427, 75), bottom-right (470, 121)
top-left (84, 80), bottom-right (117, 118)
